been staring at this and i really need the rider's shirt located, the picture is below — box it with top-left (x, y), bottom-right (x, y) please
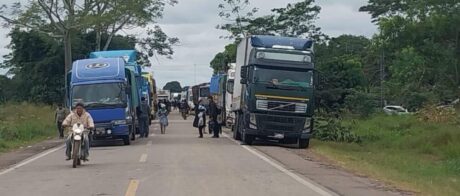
top-left (62, 111), bottom-right (95, 133)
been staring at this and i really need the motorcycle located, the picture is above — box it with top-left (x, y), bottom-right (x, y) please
top-left (71, 123), bottom-right (88, 168)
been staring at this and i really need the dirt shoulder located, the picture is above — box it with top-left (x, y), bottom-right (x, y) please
top-left (222, 128), bottom-right (413, 196)
top-left (0, 138), bottom-right (63, 170)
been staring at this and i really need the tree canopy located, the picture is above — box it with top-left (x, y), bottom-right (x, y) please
top-left (163, 81), bottom-right (182, 93)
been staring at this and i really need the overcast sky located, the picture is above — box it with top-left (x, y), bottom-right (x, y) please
top-left (0, 0), bottom-right (377, 88)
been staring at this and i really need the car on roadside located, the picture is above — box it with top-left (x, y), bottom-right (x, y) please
top-left (383, 105), bottom-right (409, 115)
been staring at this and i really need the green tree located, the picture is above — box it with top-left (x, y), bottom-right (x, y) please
top-left (0, 29), bottom-right (135, 104)
top-left (360, 0), bottom-right (460, 105)
top-left (217, 0), bottom-right (326, 42)
top-left (315, 35), bottom-right (371, 112)
top-left (210, 43), bottom-right (236, 73)
top-left (163, 81), bottom-right (182, 93)
top-left (83, 0), bottom-right (178, 51)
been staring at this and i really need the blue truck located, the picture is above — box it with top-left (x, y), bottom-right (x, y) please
top-left (69, 58), bottom-right (135, 145)
top-left (89, 50), bottom-right (149, 136)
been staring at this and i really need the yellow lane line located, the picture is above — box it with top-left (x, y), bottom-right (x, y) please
top-left (125, 179), bottom-right (139, 196)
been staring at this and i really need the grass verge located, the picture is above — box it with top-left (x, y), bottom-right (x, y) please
top-left (312, 114), bottom-right (460, 196)
top-left (0, 103), bottom-right (56, 153)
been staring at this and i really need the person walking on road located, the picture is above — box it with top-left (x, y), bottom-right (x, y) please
top-left (138, 97), bottom-right (151, 138)
top-left (179, 99), bottom-right (190, 120)
top-left (208, 96), bottom-right (220, 138)
top-left (55, 104), bottom-right (68, 139)
top-left (62, 103), bottom-right (94, 161)
top-left (158, 103), bottom-right (169, 134)
top-left (193, 99), bottom-right (207, 138)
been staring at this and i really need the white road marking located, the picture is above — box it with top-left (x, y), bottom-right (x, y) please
top-left (139, 153), bottom-right (148, 163)
top-left (222, 133), bottom-right (335, 196)
top-left (0, 145), bottom-right (65, 176)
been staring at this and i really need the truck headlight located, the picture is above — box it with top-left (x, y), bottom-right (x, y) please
top-left (250, 113), bottom-right (257, 125)
top-left (249, 113), bottom-right (257, 129)
top-left (303, 118), bottom-right (312, 132)
top-left (112, 120), bottom-right (127, 125)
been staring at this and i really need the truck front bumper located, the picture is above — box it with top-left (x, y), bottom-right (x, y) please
top-left (244, 112), bottom-right (313, 141)
top-left (244, 128), bottom-right (312, 140)
top-left (93, 123), bottom-right (130, 140)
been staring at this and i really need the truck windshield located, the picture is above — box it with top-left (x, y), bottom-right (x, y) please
top-left (253, 66), bottom-right (313, 88)
top-left (200, 87), bottom-right (210, 98)
top-left (72, 83), bottom-right (126, 108)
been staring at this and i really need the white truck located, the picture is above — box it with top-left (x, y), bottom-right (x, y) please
top-left (157, 89), bottom-right (171, 101)
top-left (225, 63), bottom-right (236, 127)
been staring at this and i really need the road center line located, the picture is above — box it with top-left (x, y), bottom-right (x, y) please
top-left (139, 153), bottom-right (148, 163)
top-left (124, 179), bottom-right (140, 196)
top-left (0, 145), bottom-right (65, 176)
top-left (222, 133), bottom-right (335, 196)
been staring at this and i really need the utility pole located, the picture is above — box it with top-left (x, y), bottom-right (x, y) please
top-left (380, 42), bottom-right (385, 108)
top-left (194, 64), bottom-right (197, 85)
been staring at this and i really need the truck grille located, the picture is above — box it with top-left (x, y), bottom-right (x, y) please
top-left (257, 100), bottom-right (307, 113)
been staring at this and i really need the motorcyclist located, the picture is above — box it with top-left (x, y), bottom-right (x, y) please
top-left (62, 102), bottom-right (94, 161)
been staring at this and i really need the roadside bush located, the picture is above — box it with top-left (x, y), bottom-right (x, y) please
top-left (344, 90), bottom-right (378, 117)
top-left (417, 105), bottom-right (457, 123)
top-left (0, 103), bottom-right (55, 152)
top-left (314, 115), bottom-right (362, 143)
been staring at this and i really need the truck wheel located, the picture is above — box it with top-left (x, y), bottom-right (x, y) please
top-left (233, 125), bottom-right (241, 141)
top-left (130, 124), bottom-right (136, 141)
top-left (243, 133), bottom-right (254, 145)
top-left (233, 114), bottom-right (242, 141)
top-left (298, 139), bottom-right (310, 149)
top-left (123, 136), bottom-right (131, 145)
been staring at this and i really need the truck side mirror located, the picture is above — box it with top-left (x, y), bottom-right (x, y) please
top-left (240, 66), bottom-right (249, 84)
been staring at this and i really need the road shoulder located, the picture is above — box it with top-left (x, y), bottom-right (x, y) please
top-left (0, 138), bottom-right (63, 170)
top-left (223, 128), bottom-right (413, 196)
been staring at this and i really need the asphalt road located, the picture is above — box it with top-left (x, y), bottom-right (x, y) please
top-left (0, 112), bottom-right (405, 196)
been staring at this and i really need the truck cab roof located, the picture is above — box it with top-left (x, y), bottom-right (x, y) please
top-left (250, 35), bottom-right (314, 51)
top-left (71, 58), bottom-right (126, 84)
top-left (90, 50), bottom-right (137, 63)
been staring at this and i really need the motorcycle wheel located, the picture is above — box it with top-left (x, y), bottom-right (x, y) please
top-left (72, 140), bottom-right (81, 168)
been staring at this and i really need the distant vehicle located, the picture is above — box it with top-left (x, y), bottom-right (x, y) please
top-left (157, 89), bottom-right (171, 102)
top-left (210, 73), bottom-right (227, 126)
top-left (192, 83), bottom-right (210, 108)
top-left (142, 72), bottom-right (158, 122)
top-left (226, 64), bottom-right (236, 127)
top-left (187, 87), bottom-right (194, 112)
top-left (383, 106), bottom-right (409, 115)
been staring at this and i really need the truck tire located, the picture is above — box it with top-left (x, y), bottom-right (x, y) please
top-left (130, 124), bottom-right (136, 141)
top-left (243, 133), bottom-right (254, 145)
top-left (298, 139), bottom-right (310, 149)
top-left (233, 113), bottom-right (242, 140)
top-left (123, 135), bottom-right (131, 145)
top-left (232, 125), bottom-right (241, 141)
